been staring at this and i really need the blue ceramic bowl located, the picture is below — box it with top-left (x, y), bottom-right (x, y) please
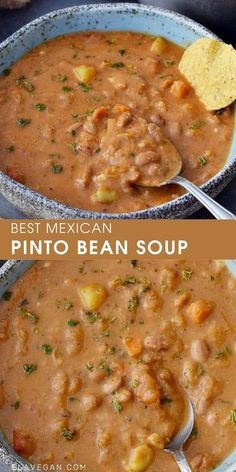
top-left (0, 258), bottom-right (236, 471)
top-left (0, 3), bottom-right (235, 219)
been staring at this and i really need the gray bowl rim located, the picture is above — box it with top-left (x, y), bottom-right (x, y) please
top-left (0, 2), bottom-right (235, 219)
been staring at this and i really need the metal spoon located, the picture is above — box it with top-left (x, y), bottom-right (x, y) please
top-left (164, 393), bottom-right (195, 472)
top-left (137, 139), bottom-right (235, 220)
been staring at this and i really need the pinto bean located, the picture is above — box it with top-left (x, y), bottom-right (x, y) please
top-left (13, 430), bottom-right (36, 458)
top-left (89, 368), bottom-right (106, 383)
top-left (149, 113), bottom-right (165, 127)
top-left (191, 339), bottom-right (210, 363)
top-left (102, 374), bottom-right (123, 394)
top-left (51, 371), bottom-right (68, 395)
top-left (144, 336), bottom-right (169, 351)
top-left (196, 375), bottom-right (222, 414)
top-left (65, 325), bottom-right (83, 355)
top-left (147, 123), bottom-right (162, 142)
top-left (82, 393), bottom-right (102, 411)
top-left (131, 365), bottom-right (160, 404)
top-left (115, 388), bottom-right (132, 403)
top-left (135, 151), bottom-right (159, 167)
top-left (174, 292), bottom-right (190, 309)
top-left (117, 111), bottom-right (132, 128)
top-left (142, 289), bottom-right (163, 312)
top-left (160, 268), bottom-right (179, 290)
top-left (68, 375), bottom-right (82, 395)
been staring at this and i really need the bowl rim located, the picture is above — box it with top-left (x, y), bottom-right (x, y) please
top-left (0, 2), bottom-right (235, 219)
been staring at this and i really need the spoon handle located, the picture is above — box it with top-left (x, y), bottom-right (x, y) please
top-left (170, 449), bottom-right (192, 472)
top-left (172, 175), bottom-right (236, 220)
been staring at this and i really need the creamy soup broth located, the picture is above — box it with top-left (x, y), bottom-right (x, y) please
top-left (0, 259), bottom-right (236, 472)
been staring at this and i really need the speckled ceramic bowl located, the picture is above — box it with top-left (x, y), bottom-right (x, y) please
top-left (0, 258), bottom-right (236, 471)
top-left (0, 3), bottom-right (235, 219)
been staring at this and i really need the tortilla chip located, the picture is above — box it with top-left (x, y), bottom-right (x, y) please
top-left (179, 38), bottom-right (236, 110)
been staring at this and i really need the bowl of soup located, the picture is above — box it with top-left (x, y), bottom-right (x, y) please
top-left (0, 3), bottom-right (235, 219)
top-left (0, 258), bottom-right (236, 471)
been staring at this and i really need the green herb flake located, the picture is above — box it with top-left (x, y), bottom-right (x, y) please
top-left (78, 266), bottom-right (85, 273)
top-left (5, 145), bottom-right (15, 153)
top-left (189, 120), bottom-right (205, 130)
top-left (131, 379), bottom-right (140, 389)
top-left (112, 399), bottom-right (123, 414)
top-left (99, 361), bottom-right (113, 376)
top-left (164, 58), bottom-right (175, 67)
top-left (111, 62), bottom-right (125, 69)
top-left (119, 49), bottom-right (126, 56)
top-left (64, 300), bottom-right (73, 311)
top-left (17, 118), bottom-right (31, 128)
top-left (35, 103), bottom-right (46, 112)
top-left (128, 296), bottom-right (139, 312)
top-left (230, 409), bottom-right (236, 424)
top-left (79, 82), bottom-right (92, 92)
top-left (181, 269), bottom-right (193, 281)
top-left (67, 319), bottom-right (80, 327)
top-left (62, 428), bottom-right (76, 441)
top-left (86, 311), bottom-right (101, 324)
top-left (11, 400), bottom-right (20, 410)
top-left (41, 344), bottom-right (53, 355)
top-left (160, 396), bottom-right (173, 404)
top-left (2, 290), bottom-right (12, 301)
top-left (86, 362), bottom-right (94, 372)
top-left (130, 260), bottom-right (137, 268)
top-left (215, 346), bottom-right (232, 360)
top-left (23, 364), bottom-right (38, 376)
top-left (62, 86), bottom-right (72, 93)
top-left (198, 155), bottom-right (208, 167)
top-left (58, 74), bottom-right (68, 82)
top-left (51, 163), bottom-right (63, 174)
top-left (69, 142), bottom-right (78, 154)
top-left (18, 307), bottom-right (39, 324)
top-left (16, 78), bottom-right (34, 92)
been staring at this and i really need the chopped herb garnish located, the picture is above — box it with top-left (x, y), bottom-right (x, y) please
top-left (114, 276), bottom-right (136, 286)
top-left (119, 48), bottom-right (126, 56)
top-left (35, 103), bottom-right (46, 112)
top-left (112, 399), bottom-right (123, 414)
top-left (189, 120), bottom-right (205, 130)
top-left (2, 290), bottom-right (12, 301)
top-left (16, 78), bottom-right (34, 92)
top-left (78, 266), bottom-right (85, 273)
top-left (86, 362), bottom-right (94, 372)
top-left (41, 344), bottom-right (53, 355)
top-left (68, 396), bottom-right (79, 402)
top-left (111, 62), bottom-right (125, 69)
top-left (11, 400), bottom-right (20, 410)
top-left (51, 163), bottom-right (63, 174)
top-left (79, 82), bottom-right (92, 92)
top-left (18, 307), bottom-right (39, 324)
top-left (164, 58), bottom-right (175, 67)
top-left (181, 270), bottom-right (193, 281)
top-left (17, 118), bottom-right (31, 128)
top-left (69, 143), bottom-right (78, 154)
top-left (130, 260), bottom-right (137, 268)
top-left (62, 428), bottom-right (76, 441)
top-left (128, 296), bottom-right (139, 312)
top-left (58, 74), bottom-right (68, 82)
top-left (85, 311), bottom-right (101, 324)
top-left (62, 86), bottom-right (72, 93)
top-left (99, 361), bottom-right (113, 376)
top-left (103, 330), bottom-right (110, 338)
top-left (5, 145), bottom-right (15, 153)
top-left (2, 68), bottom-right (11, 77)
top-left (160, 396), bottom-right (173, 404)
top-left (64, 300), bottom-right (73, 311)
top-left (230, 409), bottom-right (236, 424)
top-left (131, 379), bottom-right (140, 389)
top-left (67, 319), bottom-right (80, 327)
top-left (198, 365), bottom-right (205, 376)
top-left (198, 155), bottom-right (208, 167)
top-left (215, 346), bottom-right (232, 360)
top-left (23, 364), bottom-right (38, 376)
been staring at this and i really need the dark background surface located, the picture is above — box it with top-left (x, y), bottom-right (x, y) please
top-left (0, 0), bottom-right (235, 219)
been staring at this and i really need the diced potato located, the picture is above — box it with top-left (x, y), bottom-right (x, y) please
top-left (123, 336), bottom-right (143, 357)
top-left (128, 444), bottom-right (155, 472)
top-left (73, 65), bottom-right (97, 83)
top-left (92, 187), bottom-right (119, 204)
top-left (78, 284), bottom-right (108, 310)
top-left (187, 299), bottom-right (214, 324)
top-left (150, 37), bottom-right (168, 55)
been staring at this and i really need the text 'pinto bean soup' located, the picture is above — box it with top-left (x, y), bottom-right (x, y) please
top-left (0, 32), bottom-right (234, 213)
top-left (0, 260), bottom-right (236, 471)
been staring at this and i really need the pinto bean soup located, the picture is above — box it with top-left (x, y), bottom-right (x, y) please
top-left (0, 32), bottom-right (234, 213)
top-left (0, 259), bottom-right (236, 471)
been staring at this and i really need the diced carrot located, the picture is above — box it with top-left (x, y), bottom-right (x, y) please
top-left (92, 106), bottom-right (109, 122)
top-left (187, 299), bottom-right (214, 324)
top-left (113, 104), bottom-right (130, 114)
top-left (123, 336), bottom-right (143, 357)
top-left (170, 80), bottom-right (190, 98)
top-left (13, 430), bottom-right (36, 458)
